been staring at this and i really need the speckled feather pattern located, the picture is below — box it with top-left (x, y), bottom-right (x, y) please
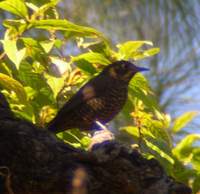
top-left (48, 80), bottom-right (127, 132)
top-left (48, 60), bottom-right (142, 133)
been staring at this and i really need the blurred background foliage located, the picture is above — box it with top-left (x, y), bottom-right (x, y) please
top-left (0, 0), bottom-right (200, 193)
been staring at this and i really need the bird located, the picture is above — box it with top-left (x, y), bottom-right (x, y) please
top-left (47, 60), bottom-right (149, 133)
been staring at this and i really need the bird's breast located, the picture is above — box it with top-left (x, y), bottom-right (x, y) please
top-left (101, 86), bottom-right (127, 119)
top-left (73, 85), bottom-right (128, 130)
top-left (84, 85), bottom-right (128, 124)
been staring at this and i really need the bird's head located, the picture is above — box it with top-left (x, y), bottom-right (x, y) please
top-left (104, 60), bottom-right (149, 82)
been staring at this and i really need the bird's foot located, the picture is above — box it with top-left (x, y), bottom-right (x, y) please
top-left (89, 121), bottom-right (115, 150)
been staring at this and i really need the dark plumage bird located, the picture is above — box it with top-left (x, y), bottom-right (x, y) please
top-left (48, 60), bottom-right (149, 133)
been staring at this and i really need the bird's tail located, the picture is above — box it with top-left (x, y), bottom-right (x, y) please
top-left (47, 119), bottom-right (58, 133)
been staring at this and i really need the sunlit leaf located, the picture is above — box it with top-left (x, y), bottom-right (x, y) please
top-left (12, 103), bottom-right (35, 122)
top-left (133, 48), bottom-right (160, 60)
top-left (129, 73), bottom-right (151, 93)
top-left (18, 61), bottom-right (45, 90)
top-left (25, 2), bottom-right (38, 11)
top-left (39, 105), bottom-right (57, 126)
top-left (24, 86), bottom-right (36, 101)
top-left (191, 148), bottom-right (200, 171)
top-left (121, 125), bottom-right (155, 139)
top-left (3, 19), bottom-right (26, 28)
top-left (117, 40), bottom-right (153, 60)
top-left (143, 48), bottom-right (160, 57)
top-left (0, 73), bottom-right (26, 102)
top-left (128, 73), bottom-right (159, 111)
top-left (72, 52), bottom-right (111, 65)
top-left (148, 120), bottom-right (172, 146)
top-left (0, 62), bottom-right (12, 76)
top-left (172, 111), bottom-right (199, 133)
top-left (21, 38), bottom-right (48, 64)
top-left (74, 59), bottom-right (97, 75)
top-left (49, 56), bottom-right (71, 77)
top-left (57, 129), bottom-right (91, 149)
top-left (54, 39), bottom-right (63, 48)
top-left (30, 19), bottom-right (107, 40)
top-left (0, 0), bottom-right (28, 18)
top-left (30, 0), bottom-right (59, 19)
top-left (1, 39), bottom-right (26, 69)
top-left (120, 126), bottom-right (141, 138)
top-left (122, 124), bottom-right (174, 169)
top-left (18, 61), bottom-right (55, 114)
top-left (144, 137), bottom-right (174, 165)
top-left (44, 73), bottom-right (65, 99)
top-left (173, 134), bottom-right (200, 162)
top-left (40, 40), bottom-right (55, 53)
top-left (22, 37), bottom-right (44, 54)
top-left (3, 19), bottom-right (27, 35)
top-left (77, 38), bottom-right (113, 57)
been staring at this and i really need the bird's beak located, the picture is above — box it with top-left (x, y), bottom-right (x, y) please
top-left (136, 66), bottom-right (149, 72)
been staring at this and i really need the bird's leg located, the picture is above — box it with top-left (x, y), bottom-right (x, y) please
top-left (89, 121), bottom-right (115, 150)
top-left (93, 120), bottom-right (108, 131)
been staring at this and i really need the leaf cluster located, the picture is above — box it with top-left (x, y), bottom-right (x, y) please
top-left (0, 0), bottom-right (199, 192)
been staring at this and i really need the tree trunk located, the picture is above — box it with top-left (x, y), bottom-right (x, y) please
top-left (0, 93), bottom-right (191, 194)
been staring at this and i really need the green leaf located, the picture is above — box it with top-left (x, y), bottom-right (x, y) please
top-left (49, 56), bottom-right (71, 77)
top-left (1, 39), bottom-right (26, 69)
top-left (129, 73), bottom-right (151, 93)
top-left (74, 59), bottom-right (97, 75)
top-left (122, 125), bottom-right (174, 170)
top-left (172, 111), bottom-right (199, 133)
top-left (40, 40), bottom-right (55, 53)
top-left (57, 129), bottom-right (91, 149)
top-left (143, 48), bottom-right (160, 57)
top-left (44, 73), bottom-right (65, 99)
top-left (120, 126), bottom-right (140, 138)
top-left (25, 2), bottom-right (39, 12)
top-left (3, 19), bottom-right (26, 28)
top-left (77, 38), bottom-right (113, 57)
top-left (173, 134), bottom-right (200, 162)
top-left (24, 86), bottom-right (36, 101)
top-left (133, 48), bottom-right (160, 60)
top-left (72, 52), bottom-right (111, 65)
top-left (192, 175), bottom-right (200, 194)
top-left (144, 137), bottom-right (174, 165)
top-left (3, 20), bottom-right (27, 35)
top-left (54, 39), bottom-right (63, 49)
top-left (121, 126), bottom-right (154, 139)
top-left (12, 103), bottom-right (35, 122)
top-left (30, 0), bottom-right (59, 15)
top-left (128, 73), bottom-right (159, 111)
top-left (30, 19), bottom-right (107, 40)
top-left (0, 62), bottom-right (12, 76)
top-left (18, 61), bottom-right (54, 111)
top-left (21, 38), bottom-right (48, 64)
top-left (148, 120), bottom-right (172, 146)
top-left (191, 148), bottom-right (200, 171)
top-left (0, 0), bottom-right (28, 18)
top-left (80, 136), bottom-right (91, 148)
top-left (0, 73), bottom-right (27, 102)
top-left (18, 61), bottom-right (45, 90)
top-left (117, 40), bottom-right (153, 60)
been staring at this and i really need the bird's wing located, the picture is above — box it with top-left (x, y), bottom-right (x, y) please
top-left (47, 74), bottom-right (109, 131)
top-left (47, 87), bottom-right (89, 131)
top-left (53, 74), bottom-right (109, 116)
top-left (58, 84), bottom-right (96, 114)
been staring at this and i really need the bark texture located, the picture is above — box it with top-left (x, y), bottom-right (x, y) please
top-left (0, 93), bottom-right (192, 194)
